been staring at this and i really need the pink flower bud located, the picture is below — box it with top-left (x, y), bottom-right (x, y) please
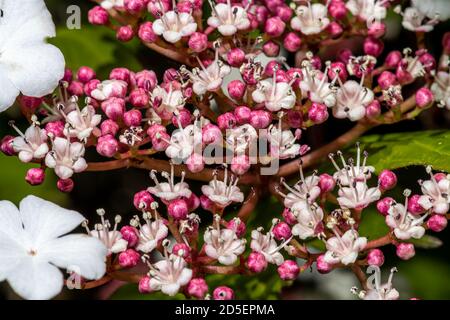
top-left (202, 124), bottom-right (222, 145)
top-left (384, 50), bottom-right (402, 68)
top-left (135, 70), bottom-right (157, 90)
top-left (151, 131), bottom-right (170, 151)
top-left (84, 79), bottom-right (101, 97)
top-left (427, 215), bottom-right (447, 232)
top-left (319, 173), bottom-right (335, 193)
top-left (217, 112), bottom-right (236, 130)
top-left (188, 32), bottom-right (208, 53)
top-left (228, 80), bottom-right (246, 100)
top-left (364, 37), bottom-right (384, 57)
top-left (148, 0), bottom-right (170, 16)
top-left (138, 22), bottom-right (157, 43)
top-left (110, 68), bottom-right (131, 83)
top-left (310, 55), bottom-right (322, 70)
top-left (366, 100), bottom-right (381, 118)
top-left (213, 286), bottom-right (234, 300)
top-left (327, 22), bottom-right (343, 38)
top-left (25, 168), bottom-right (45, 186)
top-left (120, 226), bottom-right (139, 248)
top-left (234, 106), bottom-right (252, 124)
top-left (265, 17), bottom-right (285, 37)
top-left (282, 208), bottom-right (297, 225)
top-left (57, 178), bottom-right (75, 193)
top-left (117, 25), bottom-right (134, 42)
top-left (378, 170), bottom-right (397, 191)
top-left (367, 249), bottom-right (385, 267)
top-left (308, 102), bottom-right (329, 124)
top-left (286, 110), bottom-right (303, 128)
top-left (434, 172), bottom-right (447, 182)
top-left (77, 66), bottom-right (96, 84)
top-left (200, 195), bottom-right (214, 212)
top-left (147, 123), bottom-right (166, 139)
top-left (101, 97), bottom-right (125, 120)
top-left (187, 278), bottom-right (209, 299)
top-left (276, 5), bottom-right (293, 22)
top-left (186, 153), bottom-right (205, 173)
top-left (88, 6), bottom-right (109, 25)
top-left (262, 41), bottom-right (280, 57)
top-left (129, 88), bottom-right (150, 108)
top-left (0, 136), bottom-right (14, 156)
top-left (63, 68), bottom-right (73, 83)
top-left (231, 155), bottom-right (251, 175)
top-left (118, 249), bottom-right (140, 268)
top-left (139, 276), bottom-right (152, 293)
top-left (368, 22), bottom-right (386, 38)
top-left (97, 134), bottom-right (119, 158)
top-left (264, 61), bottom-right (282, 77)
top-left (172, 109), bottom-right (192, 128)
top-left (443, 32), bottom-right (450, 54)
top-left (227, 218), bottom-right (246, 237)
top-left (227, 48), bottom-right (246, 67)
top-left (329, 0), bottom-right (347, 19)
top-left (173, 243), bottom-right (191, 258)
top-left (278, 260), bottom-right (300, 280)
top-left (163, 69), bottom-right (179, 83)
top-left (283, 32), bottom-right (302, 52)
top-left (177, 0), bottom-right (195, 13)
top-left (123, 110), bottom-right (143, 127)
top-left (396, 243), bottom-right (415, 260)
top-left (378, 71), bottom-right (397, 90)
top-left (419, 53), bottom-right (436, 73)
top-left (124, 0), bottom-right (146, 13)
top-left (250, 110), bottom-right (272, 129)
top-left (407, 194), bottom-right (425, 215)
top-left (133, 190), bottom-right (155, 210)
top-left (168, 199), bottom-right (189, 220)
top-left (100, 120), bottom-right (119, 136)
top-left (415, 87), bottom-right (434, 108)
top-left (273, 222), bottom-right (292, 241)
top-left (337, 49), bottom-right (352, 64)
top-left (247, 252), bottom-right (268, 273)
top-left (316, 254), bottom-right (332, 273)
top-left (18, 96), bottom-right (43, 110)
top-left (67, 81), bottom-right (84, 96)
top-left (376, 197), bottom-right (395, 216)
top-left (185, 193), bottom-right (200, 211)
top-left (328, 63), bottom-right (347, 84)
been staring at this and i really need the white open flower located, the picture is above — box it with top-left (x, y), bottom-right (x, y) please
top-left (201, 168), bottom-right (244, 207)
top-left (226, 124), bottom-right (258, 155)
top-left (207, 0), bottom-right (251, 36)
top-left (252, 70), bottom-right (297, 112)
top-left (333, 79), bottom-right (374, 121)
top-left (268, 123), bottom-right (301, 160)
top-left (386, 201), bottom-right (427, 241)
top-left (147, 245), bottom-right (192, 296)
top-left (411, 0), bottom-right (450, 22)
top-left (45, 136), bottom-right (88, 180)
top-left (330, 145), bottom-right (375, 186)
top-left (291, 2), bottom-right (330, 35)
top-left (337, 181), bottom-right (381, 209)
top-left (90, 80), bottom-right (128, 101)
top-left (291, 204), bottom-right (325, 240)
top-left (0, 0), bottom-right (65, 111)
top-left (204, 217), bottom-right (246, 265)
top-left (151, 84), bottom-right (186, 116)
top-left (100, 0), bottom-right (124, 10)
top-left (431, 71), bottom-right (450, 110)
top-left (361, 266), bottom-right (400, 300)
top-left (0, 196), bottom-right (107, 300)
top-left (250, 224), bottom-right (292, 266)
top-left (184, 50), bottom-right (231, 96)
top-left (134, 217), bottom-right (169, 253)
top-left (300, 63), bottom-right (336, 107)
top-left (346, 0), bottom-right (387, 23)
top-left (64, 105), bottom-right (102, 142)
top-left (148, 164), bottom-right (192, 202)
top-left (396, 6), bottom-right (440, 33)
top-left (418, 167), bottom-right (450, 215)
top-left (152, 10), bottom-right (197, 43)
top-left (324, 229), bottom-right (367, 265)
top-left (10, 119), bottom-right (49, 163)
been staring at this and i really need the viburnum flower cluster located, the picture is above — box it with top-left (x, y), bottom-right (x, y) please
top-left (0, 0), bottom-right (449, 300)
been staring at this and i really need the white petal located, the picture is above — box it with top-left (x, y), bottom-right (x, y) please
top-left (0, 65), bottom-right (20, 112)
top-left (40, 234), bottom-right (107, 280)
top-left (19, 195), bottom-right (85, 245)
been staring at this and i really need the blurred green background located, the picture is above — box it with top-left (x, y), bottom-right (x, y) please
top-left (0, 0), bottom-right (449, 300)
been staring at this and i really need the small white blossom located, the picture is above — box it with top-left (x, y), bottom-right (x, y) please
top-left (207, 0), bottom-right (251, 36)
top-left (0, 196), bottom-right (107, 300)
top-left (64, 105), bottom-right (102, 142)
top-left (151, 84), bottom-right (186, 116)
top-left (411, 0), bottom-right (450, 22)
top-left (291, 2), bottom-right (330, 35)
top-left (431, 71), bottom-right (450, 110)
top-left (386, 201), bottom-right (427, 240)
top-left (204, 217), bottom-right (246, 265)
top-left (148, 164), bottom-right (192, 202)
top-left (337, 181), bottom-right (381, 209)
top-left (152, 10), bottom-right (197, 43)
top-left (361, 266), bottom-right (400, 300)
top-left (396, 6), bottom-right (440, 33)
top-left (346, 0), bottom-right (387, 23)
top-left (201, 168), bottom-right (244, 207)
top-left (330, 145), bottom-right (375, 186)
top-left (268, 125), bottom-right (302, 160)
top-left (226, 124), bottom-right (258, 155)
top-left (418, 167), bottom-right (450, 215)
top-left (10, 120), bottom-right (49, 163)
top-left (135, 217), bottom-right (169, 253)
top-left (333, 79), bottom-right (374, 121)
top-left (324, 229), bottom-right (367, 265)
top-left (90, 80), bottom-right (128, 101)
top-left (291, 204), bottom-right (325, 240)
top-left (250, 224), bottom-right (292, 266)
top-left (252, 71), bottom-right (297, 112)
top-left (0, 0), bottom-right (65, 111)
top-left (45, 136), bottom-right (88, 180)
top-left (300, 62), bottom-right (336, 107)
top-left (100, 0), bottom-right (124, 10)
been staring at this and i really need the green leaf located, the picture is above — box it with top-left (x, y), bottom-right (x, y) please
top-left (357, 130), bottom-right (450, 173)
top-left (409, 235), bottom-right (443, 249)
